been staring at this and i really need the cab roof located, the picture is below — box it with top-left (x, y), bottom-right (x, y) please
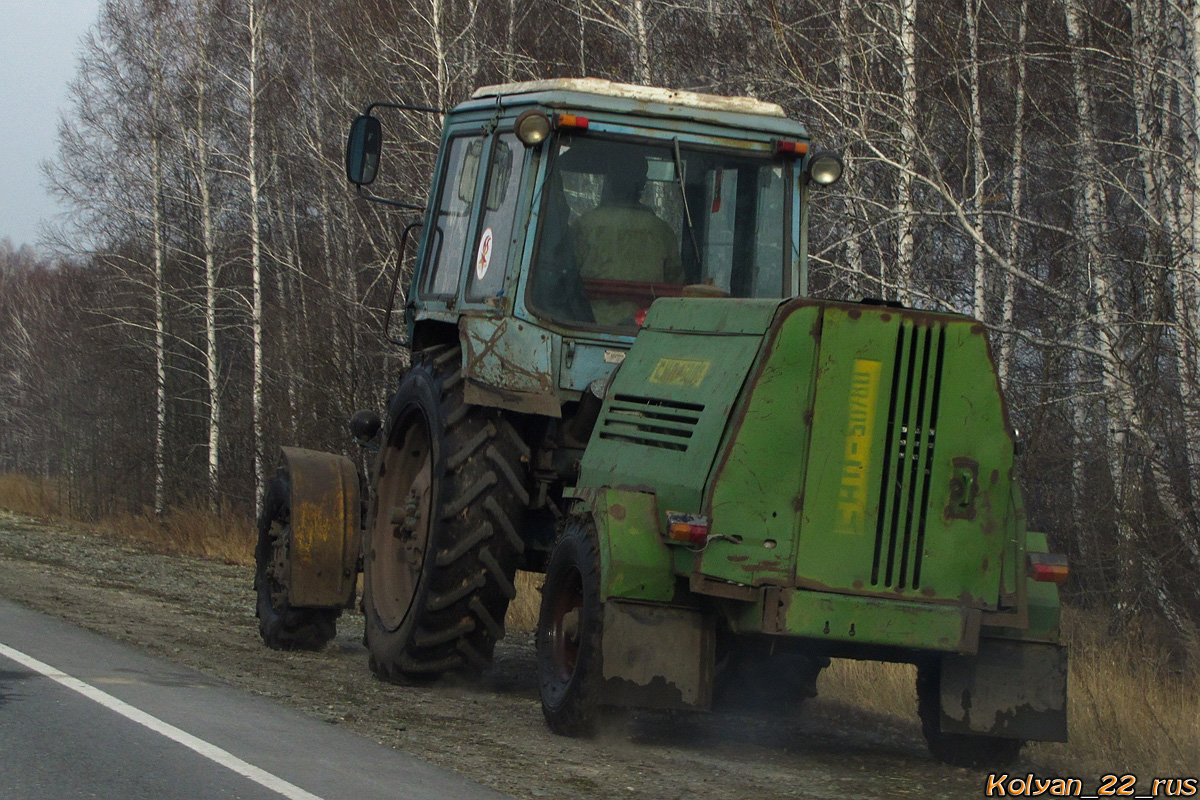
top-left (463, 78), bottom-right (806, 138)
top-left (473, 79), bottom-right (787, 118)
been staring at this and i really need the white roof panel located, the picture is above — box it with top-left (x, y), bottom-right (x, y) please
top-left (472, 78), bottom-right (787, 119)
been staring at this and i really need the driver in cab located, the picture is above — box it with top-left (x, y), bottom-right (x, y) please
top-left (573, 158), bottom-right (684, 326)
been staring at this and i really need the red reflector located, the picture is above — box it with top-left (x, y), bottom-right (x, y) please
top-left (666, 512), bottom-right (709, 546)
top-left (558, 114), bottom-right (590, 131)
top-left (774, 139), bottom-right (808, 157)
top-left (1028, 553), bottom-right (1069, 584)
top-left (634, 308), bottom-right (648, 327)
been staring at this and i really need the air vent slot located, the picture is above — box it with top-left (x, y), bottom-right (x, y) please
top-left (871, 323), bottom-right (946, 589)
top-left (598, 394), bottom-right (703, 452)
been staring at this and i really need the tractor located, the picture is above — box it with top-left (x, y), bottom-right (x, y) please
top-left (253, 78), bottom-right (1068, 768)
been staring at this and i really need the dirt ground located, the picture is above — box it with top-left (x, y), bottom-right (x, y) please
top-left (0, 511), bottom-right (1029, 799)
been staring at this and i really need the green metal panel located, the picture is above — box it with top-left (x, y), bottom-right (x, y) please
top-left (773, 589), bottom-right (976, 653)
top-left (579, 302), bottom-right (766, 518)
top-left (985, 530), bottom-right (1062, 644)
top-left (642, 297), bottom-right (784, 336)
top-left (587, 488), bottom-right (675, 602)
top-left (701, 304), bottom-right (822, 586)
top-left (794, 305), bottom-right (1011, 609)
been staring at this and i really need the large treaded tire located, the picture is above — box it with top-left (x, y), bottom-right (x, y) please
top-left (363, 344), bottom-right (528, 680)
top-left (917, 662), bottom-right (1023, 768)
top-left (537, 516), bottom-right (604, 736)
top-left (254, 471), bottom-right (340, 650)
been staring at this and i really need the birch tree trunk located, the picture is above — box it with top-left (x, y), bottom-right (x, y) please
top-left (838, 0), bottom-right (864, 296)
top-left (894, 0), bottom-right (918, 305)
top-left (150, 14), bottom-right (167, 516)
top-left (998, 0), bottom-right (1028, 391)
top-left (247, 0), bottom-right (266, 513)
top-left (966, 0), bottom-right (987, 320)
top-left (631, 0), bottom-right (651, 85)
top-left (191, 0), bottom-right (222, 512)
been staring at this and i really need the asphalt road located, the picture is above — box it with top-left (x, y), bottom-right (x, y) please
top-left (0, 598), bottom-right (511, 800)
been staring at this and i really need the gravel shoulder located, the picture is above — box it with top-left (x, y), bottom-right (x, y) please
top-left (0, 511), bottom-right (1020, 799)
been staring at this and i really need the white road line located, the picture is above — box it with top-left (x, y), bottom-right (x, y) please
top-left (0, 641), bottom-right (324, 800)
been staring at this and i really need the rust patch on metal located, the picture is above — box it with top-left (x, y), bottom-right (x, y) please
top-left (727, 555), bottom-right (748, 563)
top-left (981, 556), bottom-right (989, 572)
top-left (280, 446), bottom-right (362, 608)
top-left (945, 457), bottom-right (980, 521)
top-left (991, 469), bottom-right (999, 485)
top-left (608, 503), bottom-right (626, 522)
top-left (738, 559), bottom-right (786, 573)
top-left (847, 308), bottom-right (861, 319)
top-left (690, 572), bottom-right (758, 601)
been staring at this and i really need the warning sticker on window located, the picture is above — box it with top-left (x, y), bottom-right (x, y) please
top-left (475, 227), bottom-right (494, 280)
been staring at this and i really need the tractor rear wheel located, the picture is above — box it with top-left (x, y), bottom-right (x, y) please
top-left (917, 662), bottom-right (1023, 768)
top-left (363, 345), bottom-right (528, 680)
top-left (254, 470), bottom-right (340, 650)
top-left (537, 517), bottom-right (604, 736)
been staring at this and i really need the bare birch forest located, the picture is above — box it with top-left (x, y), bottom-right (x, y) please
top-left (2, 0), bottom-right (1200, 640)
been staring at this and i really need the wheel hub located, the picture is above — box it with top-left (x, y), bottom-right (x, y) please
top-left (369, 420), bottom-right (434, 631)
top-left (550, 568), bottom-right (584, 681)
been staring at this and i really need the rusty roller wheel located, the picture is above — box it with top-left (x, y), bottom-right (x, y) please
top-left (917, 661), bottom-right (1023, 768)
top-left (363, 344), bottom-right (528, 681)
top-left (254, 471), bottom-right (340, 650)
top-left (537, 516), bottom-right (604, 736)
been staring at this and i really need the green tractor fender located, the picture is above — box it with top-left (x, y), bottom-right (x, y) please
top-left (569, 486), bottom-right (675, 603)
top-left (566, 486), bottom-right (715, 711)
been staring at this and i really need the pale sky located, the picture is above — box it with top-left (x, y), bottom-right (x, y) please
top-left (0, 0), bottom-right (100, 251)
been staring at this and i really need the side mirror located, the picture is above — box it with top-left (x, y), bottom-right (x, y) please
top-left (345, 115), bottom-right (382, 186)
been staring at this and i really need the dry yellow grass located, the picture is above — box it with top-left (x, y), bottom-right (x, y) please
top-left (0, 472), bottom-right (61, 517)
top-left (509, 570), bottom-right (543, 631)
top-left (98, 501), bottom-right (256, 566)
top-left (1031, 608), bottom-right (1200, 774)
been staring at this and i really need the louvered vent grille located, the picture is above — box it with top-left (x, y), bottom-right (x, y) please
top-left (871, 323), bottom-right (946, 589)
top-left (597, 394), bottom-right (703, 452)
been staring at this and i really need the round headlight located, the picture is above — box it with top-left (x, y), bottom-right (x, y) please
top-left (515, 109), bottom-right (552, 147)
top-left (807, 151), bottom-right (844, 186)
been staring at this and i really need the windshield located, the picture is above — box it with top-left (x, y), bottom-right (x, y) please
top-left (527, 134), bottom-right (791, 329)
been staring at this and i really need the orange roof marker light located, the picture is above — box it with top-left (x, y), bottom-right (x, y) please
top-left (557, 113), bottom-right (590, 132)
top-left (773, 139), bottom-right (808, 157)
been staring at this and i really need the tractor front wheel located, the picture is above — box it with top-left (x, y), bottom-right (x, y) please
top-left (537, 517), bottom-right (605, 736)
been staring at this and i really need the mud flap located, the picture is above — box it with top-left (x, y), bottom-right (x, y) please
top-left (601, 601), bottom-right (715, 711)
top-left (280, 447), bottom-right (361, 608)
top-left (938, 639), bottom-right (1068, 742)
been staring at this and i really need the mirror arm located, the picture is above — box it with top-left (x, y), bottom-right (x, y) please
top-left (385, 221), bottom-right (425, 347)
top-left (364, 100), bottom-right (446, 116)
top-left (355, 185), bottom-right (426, 211)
